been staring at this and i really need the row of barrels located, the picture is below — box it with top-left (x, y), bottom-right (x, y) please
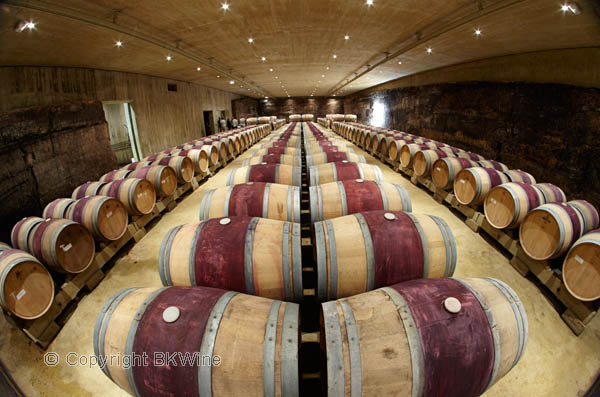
top-left (94, 121), bottom-right (527, 396)
top-left (289, 114), bottom-right (314, 122)
top-left (0, 125), bottom-right (273, 321)
top-left (332, 120), bottom-right (600, 302)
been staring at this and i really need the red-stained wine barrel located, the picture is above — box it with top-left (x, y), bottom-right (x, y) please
top-left (563, 230), bottom-right (600, 301)
top-left (305, 145), bottom-right (356, 156)
top-left (129, 165), bottom-right (177, 197)
top-left (43, 198), bottom-right (75, 219)
top-left (413, 149), bottom-right (453, 177)
top-left (309, 162), bottom-right (383, 186)
top-left (504, 169), bottom-right (536, 184)
top-left (484, 182), bottom-right (546, 229)
top-left (226, 164), bottom-right (302, 186)
top-left (159, 217), bottom-right (302, 301)
top-left (67, 196), bottom-right (129, 241)
top-left (199, 182), bottom-right (300, 223)
top-left (72, 181), bottom-right (106, 200)
top-left (0, 242), bottom-right (11, 253)
top-left (399, 143), bottom-right (430, 168)
top-left (11, 217), bottom-right (44, 252)
top-left (431, 157), bottom-right (478, 190)
top-left (314, 210), bottom-right (456, 300)
top-left (242, 154), bottom-right (301, 167)
top-left (99, 169), bottom-right (132, 183)
top-left (534, 183), bottom-right (567, 204)
top-left (456, 151), bottom-right (486, 162)
top-left (99, 178), bottom-right (156, 216)
top-left (94, 287), bottom-right (299, 396)
top-left (252, 147), bottom-right (301, 157)
top-left (321, 277), bottom-right (527, 396)
top-left (305, 152), bottom-right (365, 167)
top-left (143, 152), bottom-right (169, 162)
top-left (520, 201), bottom-right (599, 260)
top-left (0, 249), bottom-right (55, 320)
top-left (121, 161), bottom-right (152, 171)
top-left (309, 180), bottom-right (411, 222)
top-left (478, 160), bottom-right (509, 171)
top-left (153, 156), bottom-right (195, 183)
top-left (29, 218), bottom-right (95, 273)
top-left (454, 167), bottom-right (510, 205)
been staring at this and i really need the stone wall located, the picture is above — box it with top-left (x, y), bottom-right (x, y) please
top-left (232, 97), bottom-right (259, 119)
top-left (343, 82), bottom-right (600, 208)
top-left (0, 101), bottom-right (117, 243)
top-left (258, 97), bottom-right (344, 119)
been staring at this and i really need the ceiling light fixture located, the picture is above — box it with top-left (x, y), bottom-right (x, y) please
top-left (426, 47), bottom-right (432, 54)
top-left (229, 80), bottom-right (235, 85)
top-left (333, 54), bottom-right (337, 59)
top-left (217, 75), bottom-right (221, 78)
top-left (398, 61), bottom-right (402, 64)
top-left (269, 68), bottom-right (273, 72)
top-left (115, 40), bottom-right (123, 47)
top-left (166, 55), bottom-right (172, 61)
top-left (561, 2), bottom-right (581, 14)
top-left (366, 0), bottom-right (374, 6)
top-left (221, 3), bottom-right (230, 11)
top-left (326, 66), bottom-right (330, 70)
top-left (248, 37), bottom-right (254, 43)
top-left (197, 66), bottom-right (201, 71)
top-left (475, 29), bottom-right (482, 36)
top-left (275, 76), bottom-right (278, 79)
top-left (261, 56), bottom-right (267, 62)
top-left (344, 35), bottom-right (350, 40)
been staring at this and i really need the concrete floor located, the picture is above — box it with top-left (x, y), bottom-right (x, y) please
top-left (0, 123), bottom-right (599, 396)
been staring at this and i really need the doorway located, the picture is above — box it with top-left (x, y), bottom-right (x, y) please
top-left (102, 102), bottom-right (142, 165)
top-left (203, 110), bottom-right (214, 136)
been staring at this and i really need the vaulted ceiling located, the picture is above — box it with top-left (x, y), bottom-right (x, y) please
top-left (1, 0), bottom-right (599, 98)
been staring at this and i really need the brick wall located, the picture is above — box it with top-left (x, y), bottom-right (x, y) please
top-left (343, 82), bottom-right (600, 209)
top-left (0, 101), bottom-right (117, 243)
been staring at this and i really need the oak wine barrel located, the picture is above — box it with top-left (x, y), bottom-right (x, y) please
top-left (504, 169), bottom-right (536, 184)
top-left (67, 196), bottom-right (129, 241)
top-left (226, 164), bottom-right (302, 187)
top-left (399, 143), bottom-right (430, 168)
top-left (563, 230), bottom-right (600, 301)
top-left (129, 165), bottom-right (177, 197)
top-left (431, 158), bottom-right (478, 190)
top-left (309, 162), bottom-right (383, 186)
top-left (99, 178), bottom-right (156, 216)
top-left (314, 210), bottom-right (456, 300)
top-left (305, 152), bottom-right (365, 167)
top-left (143, 153), bottom-right (169, 162)
top-left (252, 147), bottom-right (300, 157)
top-left (179, 146), bottom-right (218, 174)
top-left (121, 161), bottom-right (152, 171)
top-left (199, 183), bottom-right (300, 223)
top-left (413, 149), bottom-right (451, 177)
top-left (309, 180), bottom-right (411, 223)
top-left (159, 217), bottom-right (302, 301)
top-left (29, 218), bottom-right (95, 273)
top-left (43, 198), bottom-right (75, 219)
top-left (99, 169), bottom-right (132, 183)
top-left (11, 217), bottom-right (44, 252)
top-left (387, 139), bottom-right (411, 162)
top-left (535, 183), bottom-right (567, 204)
top-left (94, 287), bottom-right (299, 396)
top-left (478, 160), bottom-right (509, 171)
top-left (0, 242), bottom-right (11, 253)
top-left (153, 156), bottom-right (195, 183)
top-left (0, 249), bottom-right (55, 320)
top-left (321, 277), bottom-right (527, 396)
top-left (520, 201), bottom-right (599, 260)
top-left (454, 167), bottom-right (510, 205)
top-left (242, 154), bottom-right (301, 167)
top-left (457, 151), bottom-right (486, 162)
top-left (72, 181), bottom-right (106, 200)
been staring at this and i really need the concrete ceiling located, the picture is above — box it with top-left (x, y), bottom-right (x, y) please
top-left (0, 0), bottom-right (599, 98)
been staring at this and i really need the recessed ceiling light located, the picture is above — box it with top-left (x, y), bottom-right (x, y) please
top-left (248, 37), bottom-right (254, 43)
top-left (344, 35), bottom-right (350, 40)
top-left (197, 66), bottom-right (201, 71)
top-left (261, 56), bottom-right (266, 62)
top-left (475, 29), bottom-right (481, 36)
top-left (275, 76), bottom-right (278, 79)
top-left (398, 61), bottom-right (402, 64)
top-left (333, 54), bottom-right (337, 59)
top-left (561, 2), bottom-right (581, 14)
top-left (217, 75), bottom-right (221, 78)
top-left (321, 75), bottom-right (325, 78)
top-left (221, 3), bottom-right (229, 11)
top-left (265, 96), bottom-right (269, 99)
top-left (115, 40), bottom-right (123, 47)
top-left (326, 66), bottom-right (330, 70)
top-left (366, 0), bottom-right (374, 6)
top-left (166, 55), bottom-right (172, 61)
top-left (426, 47), bottom-right (432, 54)
top-left (229, 80), bottom-right (235, 85)
top-left (269, 68), bottom-right (273, 72)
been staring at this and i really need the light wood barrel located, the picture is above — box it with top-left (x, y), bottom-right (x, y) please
top-left (258, 116), bottom-right (271, 124)
top-left (484, 182), bottom-right (545, 229)
top-left (0, 249), bottom-right (55, 320)
top-left (399, 143), bottom-right (430, 168)
top-left (302, 114), bottom-right (314, 121)
top-left (454, 167), bottom-right (510, 205)
top-left (29, 218), bottom-right (95, 273)
top-left (43, 198), bottom-right (75, 219)
top-left (153, 156), bottom-right (195, 183)
top-left (121, 161), bottom-right (152, 171)
top-left (563, 230), bottom-right (600, 301)
top-left (504, 170), bottom-right (536, 184)
top-left (129, 165), bottom-right (177, 197)
top-left (309, 162), bottom-right (383, 186)
top-left (314, 210), bottom-right (456, 300)
top-left (143, 153), bottom-right (169, 162)
top-left (242, 154), bottom-right (301, 167)
top-left (99, 169), bottom-right (132, 183)
top-left (322, 277), bottom-right (527, 396)
top-left (159, 217), bottom-right (302, 301)
top-left (520, 201), bottom-right (591, 260)
top-left (212, 141), bottom-right (230, 162)
top-left (0, 242), bottom-right (11, 253)
top-left (309, 180), bottom-right (411, 222)
top-left (305, 152), bottom-right (365, 167)
top-left (432, 158), bottom-right (478, 190)
top-left (387, 139), bottom-right (411, 162)
top-left (457, 151), bottom-right (486, 162)
top-left (247, 117), bottom-right (258, 125)
top-left (72, 181), bottom-right (106, 200)
top-left (99, 178), bottom-right (156, 216)
top-left (305, 145), bottom-right (355, 156)
top-left (94, 287), bottom-right (300, 396)
top-left (226, 164), bottom-right (302, 186)
top-left (289, 114), bottom-right (301, 122)
top-left (180, 146), bottom-right (218, 173)
top-left (478, 160), bottom-right (509, 171)
top-left (67, 196), bottom-right (128, 241)
top-left (413, 149), bottom-right (452, 177)
top-left (11, 217), bottom-right (44, 252)
top-left (252, 147), bottom-right (300, 157)
top-left (200, 183), bottom-right (300, 223)
top-left (534, 183), bottom-right (567, 204)
top-left (568, 200), bottom-right (600, 234)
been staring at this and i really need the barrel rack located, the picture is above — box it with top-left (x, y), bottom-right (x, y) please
top-left (1, 139), bottom-right (233, 349)
top-left (339, 126), bottom-right (598, 336)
